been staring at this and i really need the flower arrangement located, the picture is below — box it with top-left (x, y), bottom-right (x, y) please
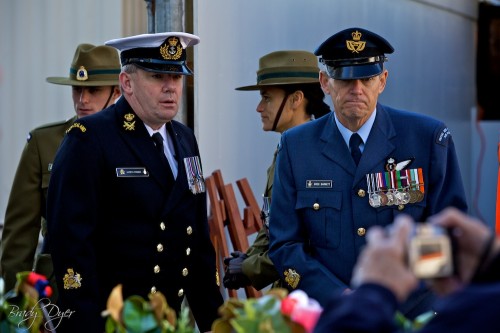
top-left (102, 284), bottom-right (196, 333)
top-left (0, 271), bottom-right (53, 333)
top-left (211, 288), bottom-right (323, 333)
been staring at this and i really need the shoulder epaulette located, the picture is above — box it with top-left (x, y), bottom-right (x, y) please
top-left (32, 116), bottom-right (76, 131)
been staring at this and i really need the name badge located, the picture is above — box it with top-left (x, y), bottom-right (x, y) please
top-left (306, 180), bottom-right (333, 188)
top-left (116, 167), bottom-right (149, 177)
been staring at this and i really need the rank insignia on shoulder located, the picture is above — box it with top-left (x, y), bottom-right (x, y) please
top-left (66, 122), bottom-right (87, 134)
top-left (63, 268), bottom-right (82, 290)
top-left (435, 127), bottom-right (451, 146)
top-left (284, 268), bottom-right (300, 289)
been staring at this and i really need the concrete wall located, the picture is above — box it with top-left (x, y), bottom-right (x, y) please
top-left (194, 0), bottom-right (495, 225)
top-left (1, 0), bottom-right (497, 228)
top-left (0, 0), bottom-right (146, 224)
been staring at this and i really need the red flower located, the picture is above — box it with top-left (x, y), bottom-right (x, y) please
top-left (280, 290), bottom-right (323, 333)
top-left (26, 272), bottom-right (53, 298)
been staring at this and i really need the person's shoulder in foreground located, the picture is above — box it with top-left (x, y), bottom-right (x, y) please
top-left (223, 50), bottom-right (330, 291)
top-left (313, 208), bottom-right (500, 333)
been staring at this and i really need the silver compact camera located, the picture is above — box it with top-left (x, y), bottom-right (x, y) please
top-left (408, 223), bottom-right (454, 279)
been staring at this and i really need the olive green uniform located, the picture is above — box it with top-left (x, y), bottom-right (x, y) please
top-left (0, 116), bottom-right (75, 296)
top-left (241, 148), bottom-right (282, 290)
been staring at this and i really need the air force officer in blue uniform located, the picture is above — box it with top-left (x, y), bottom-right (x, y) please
top-left (46, 32), bottom-right (223, 332)
top-left (268, 27), bottom-right (468, 319)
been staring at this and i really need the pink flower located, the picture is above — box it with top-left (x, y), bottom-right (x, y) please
top-left (281, 290), bottom-right (323, 333)
top-left (291, 305), bottom-right (323, 333)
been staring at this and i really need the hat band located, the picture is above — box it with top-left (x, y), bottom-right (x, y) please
top-left (123, 57), bottom-right (185, 66)
top-left (321, 55), bottom-right (387, 68)
top-left (70, 68), bottom-right (121, 76)
top-left (258, 71), bottom-right (319, 83)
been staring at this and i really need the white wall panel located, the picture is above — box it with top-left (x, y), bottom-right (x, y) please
top-left (0, 0), bottom-right (494, 227)
top-left (0, 0), bottom-right (146, 224)
top-left (194, 0), bottom-right (481, 222)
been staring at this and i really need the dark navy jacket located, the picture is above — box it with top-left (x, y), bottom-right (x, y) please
top-left (313, 282), bottom-right (500, 333)
top-left (46, 97), bottom-right (223, 332)
top-left (268, 104), bottom-right (467, 318)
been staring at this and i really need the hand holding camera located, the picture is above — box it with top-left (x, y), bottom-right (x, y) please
top-left (407, 223), bottom-right (455, 279)
top-left (352, 209), bottom-right (498, 301)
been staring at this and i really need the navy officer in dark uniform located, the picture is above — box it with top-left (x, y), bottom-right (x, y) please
top-left (46, 32), bottom-right (223, 332)
top-left (268, 27), bottom-right (468, 319)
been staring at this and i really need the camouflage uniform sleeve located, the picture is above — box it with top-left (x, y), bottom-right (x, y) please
top-left (242, 228), bottom-right (281, 290)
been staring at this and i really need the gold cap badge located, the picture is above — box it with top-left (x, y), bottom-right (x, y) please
top-left (346, 30), bottom-right (366, 53)
top-left (76, 66), bottom-right (89, 81)
top-left (160, 37), bottom-right (183, 60)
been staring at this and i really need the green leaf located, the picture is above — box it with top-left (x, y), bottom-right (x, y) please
top-left (413, 311), bottom-right (436, 330)
top-left (122, 296), bottom-right (160, 333)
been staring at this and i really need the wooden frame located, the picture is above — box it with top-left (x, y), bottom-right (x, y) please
top-left (206, 169), bottom-right (263, 299)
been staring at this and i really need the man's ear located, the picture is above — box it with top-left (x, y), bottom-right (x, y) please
top-left (119, 72), bottom-right (132, 93)
top-left (319, 71), bottom-right (330, 95)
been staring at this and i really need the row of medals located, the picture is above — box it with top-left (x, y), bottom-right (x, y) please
top-left (366, 169), bottom-right (424, 208)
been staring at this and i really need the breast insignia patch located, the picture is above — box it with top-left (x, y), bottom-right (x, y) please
top-left (284, 268), bottom-right (301, 289)
top-left (63, 268), bottom-right (82, 289)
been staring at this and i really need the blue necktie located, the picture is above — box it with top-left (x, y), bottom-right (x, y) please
top-left (349, 133), bottom-right (362, 166)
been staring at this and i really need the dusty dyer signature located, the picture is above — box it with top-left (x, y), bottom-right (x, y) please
top-left (7, 298), bottom-right (75, 331)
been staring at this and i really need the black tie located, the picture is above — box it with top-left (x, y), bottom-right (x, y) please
top-left (349, 133), bottom-right (363, 166)
top-left (152, 132), bottom-right (175, 183)
top-left (152, 132), bottom-right (166, 155)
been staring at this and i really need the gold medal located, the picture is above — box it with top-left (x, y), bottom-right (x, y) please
top-left (379, 192), bottom-right (388, 206)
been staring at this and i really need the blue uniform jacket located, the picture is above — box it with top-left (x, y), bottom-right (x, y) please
top-left (268, 103), bottom-right (467, 316)
top-left (46, 97), bottom-right (223, 332)
top-left (313, 283), bottom-right (500, 333)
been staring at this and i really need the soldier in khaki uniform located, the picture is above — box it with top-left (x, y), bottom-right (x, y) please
top-left (0, 43), bottom-right (121, 297)
top-left (223, 50), bottom-right (331, 290)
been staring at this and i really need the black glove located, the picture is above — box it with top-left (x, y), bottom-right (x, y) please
top-left (223, 251), bottom-right (251, 289)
